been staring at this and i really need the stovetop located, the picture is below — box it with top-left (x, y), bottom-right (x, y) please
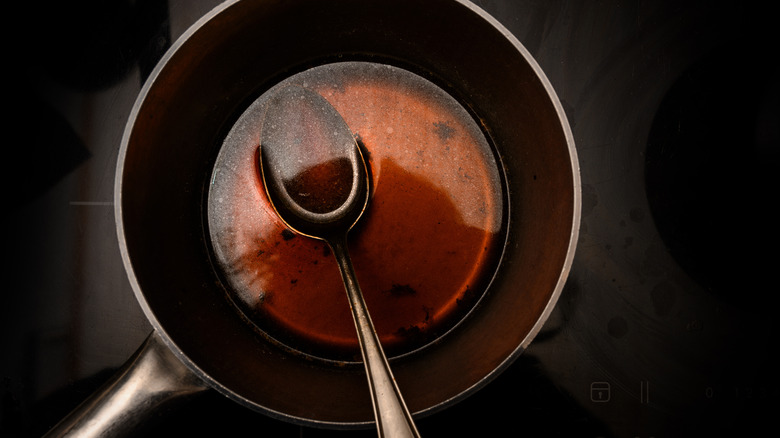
top-left (4, 1), bottom-right (777, 437)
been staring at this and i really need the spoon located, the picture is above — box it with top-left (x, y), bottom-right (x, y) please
top-left (258, 85), bottom-right (421, 438)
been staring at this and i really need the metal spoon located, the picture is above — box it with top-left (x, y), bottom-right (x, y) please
top-left (257, 85), bottom-right (421, 438)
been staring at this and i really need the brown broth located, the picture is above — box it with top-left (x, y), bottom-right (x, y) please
top-left (208, 62), bottom-right (505, 361)
top-left (282, 156), bottom-right (354, 215)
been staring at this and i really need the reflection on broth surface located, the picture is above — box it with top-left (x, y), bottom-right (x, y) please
top-left (208, 62), bottom-right (505, 361)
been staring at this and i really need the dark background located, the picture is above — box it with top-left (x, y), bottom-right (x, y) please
top-left (4, 1), bottom-right (777, 436)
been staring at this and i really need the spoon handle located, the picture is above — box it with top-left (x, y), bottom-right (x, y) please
top-left (329, 236), bottom-right (421, 438)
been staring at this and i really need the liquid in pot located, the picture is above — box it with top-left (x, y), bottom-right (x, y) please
top-left (208, 62), bottom-right (505, 361)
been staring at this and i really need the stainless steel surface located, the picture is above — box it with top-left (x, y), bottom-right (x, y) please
top-left (5, 1), bottom-right (777, 437)
top-left (330, 237), bottom-right (420, 438)
top-left (258, 86), bottom-right (369, 235)
top-left (43, 332), bottom-right (207, 437)
top-left (112, 0), bottom-right (579, 427)
top-left (259, 86), bottom-right (419, 437)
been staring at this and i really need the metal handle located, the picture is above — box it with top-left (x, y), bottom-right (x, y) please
top-left (43, 331), bottom-right (208, 437)
top-left (330, 236), bottom-right (421, 438)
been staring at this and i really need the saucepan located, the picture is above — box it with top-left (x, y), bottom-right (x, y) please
top-left (45, 0), bottom-right (580, 435)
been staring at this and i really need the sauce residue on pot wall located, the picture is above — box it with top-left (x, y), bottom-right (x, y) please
top-left (208, 62), bottom-right (505, 361)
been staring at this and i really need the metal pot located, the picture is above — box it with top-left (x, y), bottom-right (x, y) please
top-left (46, 0), bottom-right (580, 435)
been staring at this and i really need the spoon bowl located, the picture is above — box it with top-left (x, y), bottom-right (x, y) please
top-left (259, 86), bottom-right (369, 237)
top-left (258, 86), bottom-right (420, 438)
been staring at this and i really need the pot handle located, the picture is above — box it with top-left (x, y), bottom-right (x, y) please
top-left (43, 331), bottom-right (209, 437)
